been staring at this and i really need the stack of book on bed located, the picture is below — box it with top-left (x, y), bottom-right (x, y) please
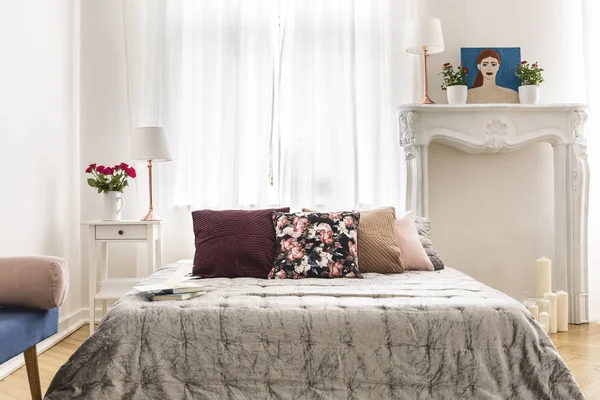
top-left (133, 264), bottom-right (205, 301)
top-left (152, 283), bottom-right (205, 301)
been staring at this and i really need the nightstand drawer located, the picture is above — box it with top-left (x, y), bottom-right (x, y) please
top-left (95, 225), bottom-right (147, 240)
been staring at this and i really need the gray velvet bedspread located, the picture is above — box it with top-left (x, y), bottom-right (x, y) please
top-left (46, 262), bottom-right (583, 399)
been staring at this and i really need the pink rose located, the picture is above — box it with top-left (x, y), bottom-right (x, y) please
top-left (280, 238), bottom-right (295, 252)
top-left (292, 216), bottom-right (309, 233)
top-left (126, 167), bottom-right (137, 178)
top-left (328, 261), bottom-right (344, 278)
top-left (329, 212), bottom-right (342, 221)
top-left (349, 241), bottom-right (357, 257)
top-left (345, 271), bottom-right (356, 278)
top-left (275, 270), bottom-right (287, 279)
top-left (277, 215), bottom-right (289, 229)
top-left (343, 216), bottom-right (355, 227)
top-left (85, 166), bottom-right (93, 173)
top-left (287, 243), bottom-right (304, 261)
top-left (320, 229), bottom-right (334, 245)
top-left (103, 167), bottom-right (114, 175)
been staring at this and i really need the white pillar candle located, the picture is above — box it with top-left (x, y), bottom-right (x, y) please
top-left (536, 257), bottom-right (552, 296)
top-left (526, 304), bottom-right (539, 320)
top-left (557, 291), bottom-right (569, 332)
top-left (539, 311), bottom-right (550, 334)
top-left (544, 292), bottom-right (558, 334)
top-left (536, 298), bottom-right (551, 315)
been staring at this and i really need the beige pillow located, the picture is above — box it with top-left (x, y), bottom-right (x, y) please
top-left (303, 207), bottom-right (403, 274)
top-left (395, 211), bottom-right (434, 271)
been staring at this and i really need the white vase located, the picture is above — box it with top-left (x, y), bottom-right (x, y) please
top-left (518, 85), bottom-right (539, 104)
top-left (103, 191), bottom-right (125, 221)
top-left (446, 85), bottom-right (467, 105)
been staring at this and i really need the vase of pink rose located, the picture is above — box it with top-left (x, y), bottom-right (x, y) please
top-left (86, 163), bottom-right (137, 221)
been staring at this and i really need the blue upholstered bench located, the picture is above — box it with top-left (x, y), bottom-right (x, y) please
top-left (0, 257), bottom-right (69, 400)
top-left (0, 308), bottom-right (59, 396)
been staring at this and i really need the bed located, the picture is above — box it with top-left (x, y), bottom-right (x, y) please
top-left (46, 261), bottom-right (583, 399)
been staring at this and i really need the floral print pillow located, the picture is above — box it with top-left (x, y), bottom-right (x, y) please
top-left (268, 211), bottom-right (362, 279)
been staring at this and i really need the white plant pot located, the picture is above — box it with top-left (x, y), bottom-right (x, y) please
top-left (518, 85), bottom-right (539, 104)
top-left (446, 85), bottom-right (467, 105)
top-left (103, 191), bottom-right (125, 221)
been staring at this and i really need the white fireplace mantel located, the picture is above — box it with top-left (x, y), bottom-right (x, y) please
top-left (397, 103), bottom-right (589, 324)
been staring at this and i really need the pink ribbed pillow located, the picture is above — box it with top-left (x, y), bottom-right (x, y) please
top-left (395, 211), bottom-right (434, 271)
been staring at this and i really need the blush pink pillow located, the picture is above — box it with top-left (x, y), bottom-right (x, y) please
top-left (395, 211), bottom-right (434, 271)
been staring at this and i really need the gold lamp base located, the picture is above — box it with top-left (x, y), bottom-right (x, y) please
top-left (140, 159), bottom-right (162, 221)
top-left (420, 94), bottom-right (435, 104)
top-left (420, 46), bottom-right (435, 104)
top-left (141, 208), bottom-right (161, 221)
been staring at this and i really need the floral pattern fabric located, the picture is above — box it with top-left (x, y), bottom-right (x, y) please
top-left (268, 211), bottom-right (362, 279)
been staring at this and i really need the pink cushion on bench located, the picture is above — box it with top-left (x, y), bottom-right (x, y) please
top-left (0, 256), bottom-right (69, 310)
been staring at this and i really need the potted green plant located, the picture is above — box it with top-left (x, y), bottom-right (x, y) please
top-left (515, 61), bottom-right (544, 104)
top-left (439, 62), bottom-right (469, 104)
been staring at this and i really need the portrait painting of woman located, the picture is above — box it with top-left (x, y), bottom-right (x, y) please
top-left (461, 47), bottom-right (521, 104)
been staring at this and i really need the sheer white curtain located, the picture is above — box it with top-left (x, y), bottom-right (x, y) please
top-left (582, 0), bottom-right (600, 321)
top-left (123, 0), bottom-right (411, 212)
top-left (163, 1), bottom-right (278, 208)
top-left (124, 0), bottom-right (277, 209)
top-left (277, 0), bottom-right (404, 210)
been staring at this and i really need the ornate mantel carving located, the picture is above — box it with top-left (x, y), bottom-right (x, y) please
top-left (398, 110), bottom-right (417, 145)
top-left (397, 103), bottom-right (589, 324)
top-left (572, 109), bottom-right (588, 158)
top-left (398, 111), bottom-right (418, 160)
top-left (483, 118), bottom-right (510, 149)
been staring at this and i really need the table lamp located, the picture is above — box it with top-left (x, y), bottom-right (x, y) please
top-left (130, 127), bottom-right (172, 221)
top-left (405, 17), bottom-right (445, 104)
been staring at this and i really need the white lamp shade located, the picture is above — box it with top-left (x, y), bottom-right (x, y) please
top-left (130, 127), bottom-right (172, 162)
top-left (405, 17), bottom-right (444, 55)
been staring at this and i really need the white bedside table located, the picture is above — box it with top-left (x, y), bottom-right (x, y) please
top-left (82, 220), bottom-right (162, 335)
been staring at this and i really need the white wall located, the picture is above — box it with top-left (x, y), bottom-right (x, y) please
top-left (80, 0), bottom-right (140, 286)
top-left (0, 0), bottom-right (81, 321)
top-left (80, 1), bottom-right (194, 292)
top-left (583, 0), bottom-right (600, 323)
top-left (414, 0), bottom-right (589, 307)
top-left (417, 0), bottom-right (586, 105)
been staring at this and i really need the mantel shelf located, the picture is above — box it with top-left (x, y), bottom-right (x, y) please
top-left (397, 104), bottom-right (589, 324)
top-left (397, 103), bottom-right (587, 112)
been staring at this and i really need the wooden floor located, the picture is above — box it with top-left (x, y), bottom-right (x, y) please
top-left (1, 323), bottom-right (599, 399)
top-left (552, 322), bottom-right (600, 399)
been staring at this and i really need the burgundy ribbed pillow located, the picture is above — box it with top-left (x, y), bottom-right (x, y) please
top-left (192, 208), bottom-right (289, 278)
